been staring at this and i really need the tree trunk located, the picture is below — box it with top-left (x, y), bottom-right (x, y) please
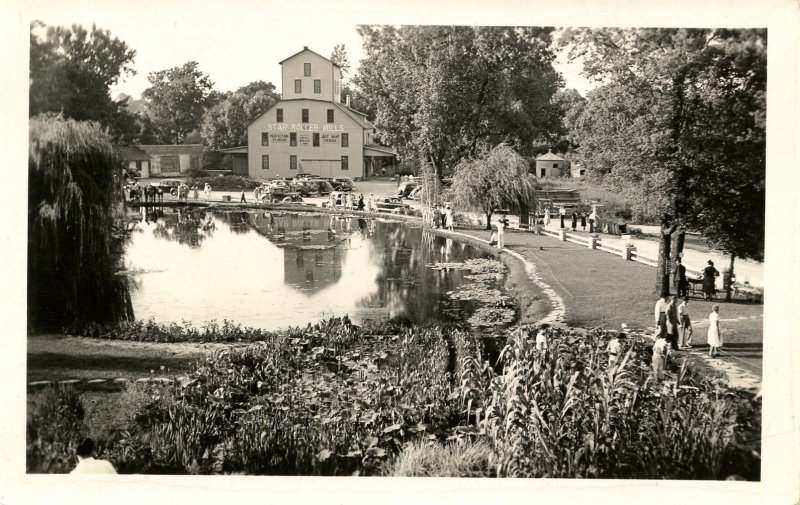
top-left (485, 211), bottom-right (493, 231)
top-left (669, 227), bottom-right (686, 294)
top-left (655, 220), bottom-right (678, 296)
top-left (725, 254), bottom-right (736, 302)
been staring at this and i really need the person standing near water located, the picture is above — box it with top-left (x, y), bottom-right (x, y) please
top-left (357, 194), bottom-right (365, 211)
top-left (571, 210), bottom-right (578, 231)
top-left (589, 208), bottom-right (597, 233)
top-left (240, 189), bottom-right (247, 203)
top-left (496, 216), bottom-right (505, 249)
top-left (580, 211), bottom-right (587, 231)
top-left (707, 304), bottom-right (723, 357)
top-left (204, 183), bottom-right (212, 202)
top-left (544, 206), bottom-right (551, 227)
top-left (445, 206), bottom-right (454, 230)
top-left (559, 206), bottom-right (566, 229)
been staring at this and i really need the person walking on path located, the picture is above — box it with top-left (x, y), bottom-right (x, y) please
top-left (707, 304), bottom-right (723, 357)
top-left (559, 206), bottom-right (566, 229)
top-left (240, 189), bottom-right (247, 204)
top-left (544, 207), bottom-right (551, 228)
top-left (571, 210), bottom-right (578, 231)
top-left (678, 297), bottom-right (693, 348)
top-left (673, 258), bottom-right (688, 298)
top-left (654, 294), bottom-right (669, 338)
top-left (70, 438), bottom-right (117, 475)
top-left (665, 294), bottom-right (680, 351)
top-left (193, 184), bottom-right (199, 200)
top-left (580, 211), bottom-right (587, 231)
top-left (367, 193), bottom-right (376, 212)
top-left (496, 216), bottom-right (505, 249)
top-left (589, 208), bottom-right (597, 233)
top-left (357, 194), bottom-right (365, 211)
top-left (445, 206), bottom-right (454, 230)
top-left (652, 333), bottom-right (670, 382)
top-left (702, 260), bottom-right (719, 300)
top-left (204, 183), bottom-right (212, 202)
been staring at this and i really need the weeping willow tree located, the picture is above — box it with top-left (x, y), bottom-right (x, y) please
top-left (28, 115), bottom-right (133, 332)
top-left (451, 144), bottom-right (536, 230)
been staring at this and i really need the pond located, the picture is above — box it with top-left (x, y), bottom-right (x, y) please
top-left (123, 207), bottom-right (511, 331)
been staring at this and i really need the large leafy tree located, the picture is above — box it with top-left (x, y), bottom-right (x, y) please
top-left (451, 144), bottom-right (536, 230)
top-left (354, 26), bottom-right (563, 179)
top-left (143, 61), bottom-right (215, 144)
top-left (200, 81), bottom-right (280, 150)
top-left (28, 115), bottom-right (134, 331)
top-left (562, 28), bottom-right (765, 294)
top-left (29, 21), bottom-right (137, 139)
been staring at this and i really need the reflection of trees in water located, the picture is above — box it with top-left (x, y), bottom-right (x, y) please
top-left (358, 223), bottom-right (481, 323)
top-left (151, 208), bottom-right (215, 248)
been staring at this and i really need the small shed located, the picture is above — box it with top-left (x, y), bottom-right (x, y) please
top-left (570, 162), bottom-right (586, 178)
top-left (219, 145), bottom-right (249, 176)
top-left (535, 150), bottom-right (567, 178)
top-left (118, 144), bottom-right (204, 178)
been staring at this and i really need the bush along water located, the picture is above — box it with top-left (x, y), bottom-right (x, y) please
top-left (34, 319), bottom-right (760, 478)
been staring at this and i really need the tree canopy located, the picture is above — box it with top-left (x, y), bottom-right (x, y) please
top-left (28, 115), bottom-right (133, 331)
top-left (451, 144), bottom-right (536, 229)
top-left (201, 81), bottom-right (280, 150)
top-left (142, 61), bottom-right (215, 144)
top-left (354, 26), bottom-right (564, 178)
top-left (29, 21), bottom-right (138, 140)
top-left (561, 28), bottom-right (765, 266)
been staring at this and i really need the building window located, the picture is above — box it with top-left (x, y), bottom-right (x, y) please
top-left (341, 156), bottom-right (348, 171)
top-left (580, 169), bottom-right (585, 176)
top-left (290, 155), bottom-right (297, 170)
top-left (290, 132), bottom-right (297, 146)
top-left (261, 132), bottom-right (269, 146)
top-left (341, 133), bottom-right (349, 148)
top-left (313, 133), bottom-right (320, 147)
top-left (553, 163), bottom-right (558, 168)
top-left (540, 168), bottom-right (546, 177)
top-left (327, 109), bottom-right (334, 123)
top-left (262, 155), bottom-right (269, 170)
top-left (304, 63), bottom-right (311, 76)
top-left (277, 108), bottom-right (283, 122)
top-left (314, 80), bottom-right (321, 93)
top-left (294, 79), bottom-right (301, 93)
top-left (302, 109), bottom-right (309, 123)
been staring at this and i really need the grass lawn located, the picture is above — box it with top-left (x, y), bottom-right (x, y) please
top-left (455, 228), bottom-right (763, 377)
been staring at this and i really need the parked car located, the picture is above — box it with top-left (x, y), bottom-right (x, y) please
top-left (330, 177), bottom-right (356, 191)
top-left (291, 180), bottom-right (320, 197)
top-left (396, 181), bottom-right (418, 198)
top-left (375, 196), bottom-right (412, 215)
top-left (151, 179), bottom-right (182, 196)
top-left (304, 179), bottom-right (335, 195)
top-left (263, 189), bottom-right (303, 203)
top-left (295, 173), bottom-right (321, 180)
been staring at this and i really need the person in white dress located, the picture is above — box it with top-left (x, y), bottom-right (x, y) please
top-left (652, 334), bottom-right (670, 381)
top-left (544, 207), bottom-right (551, 227)
top-left (707, 304), bottom-right (723, 357)
top-left (204, 183), bottom-right (212, 202)
top-left (445, 206), bottom-right (454, 230)
top-left (496, 217), bottom-right (505, 249)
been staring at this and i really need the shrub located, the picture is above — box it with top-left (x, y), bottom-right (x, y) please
top-left (382, 439), bottom-right (494, 477)
top-left (27, 387), bottom-right (87, 473)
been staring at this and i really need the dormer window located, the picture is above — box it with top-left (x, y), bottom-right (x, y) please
top-left (304, 63), bottom-right (311, 76)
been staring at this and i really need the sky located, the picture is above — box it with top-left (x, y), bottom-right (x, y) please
top-left (21, 0), bottom-right (597, 101)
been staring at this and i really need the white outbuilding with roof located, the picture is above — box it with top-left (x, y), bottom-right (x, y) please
top-left (535, 150), bottom-right (568, 178)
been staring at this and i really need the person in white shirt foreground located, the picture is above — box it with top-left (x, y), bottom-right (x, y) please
top-left (652, 334), bottom-right (670, 382)
top-left (606, 332), bottom-right (625, 371)
top-left (495, 217), bottom-right (505, 249)
top-left (70, 437), bottom-right (117, 475)
top-left (535, 328), bottom-right (548, 352)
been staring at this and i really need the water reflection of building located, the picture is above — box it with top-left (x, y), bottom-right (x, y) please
top-left (249, 212), bottom-right (347, 294)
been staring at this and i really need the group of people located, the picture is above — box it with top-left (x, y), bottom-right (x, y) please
top-left (652, 293), bottom-right (724, 380)
top-left (672, 258), bottom-right (721, 300)
top-left (543, 206), bottom-right (597, 233)
top-left (431, 204), bottom-right (455, 230)
top-left (329, 192), bottom-right (370, 211)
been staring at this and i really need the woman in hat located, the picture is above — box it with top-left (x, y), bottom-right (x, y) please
top-left (702, 260), bottom-right (719, 300)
